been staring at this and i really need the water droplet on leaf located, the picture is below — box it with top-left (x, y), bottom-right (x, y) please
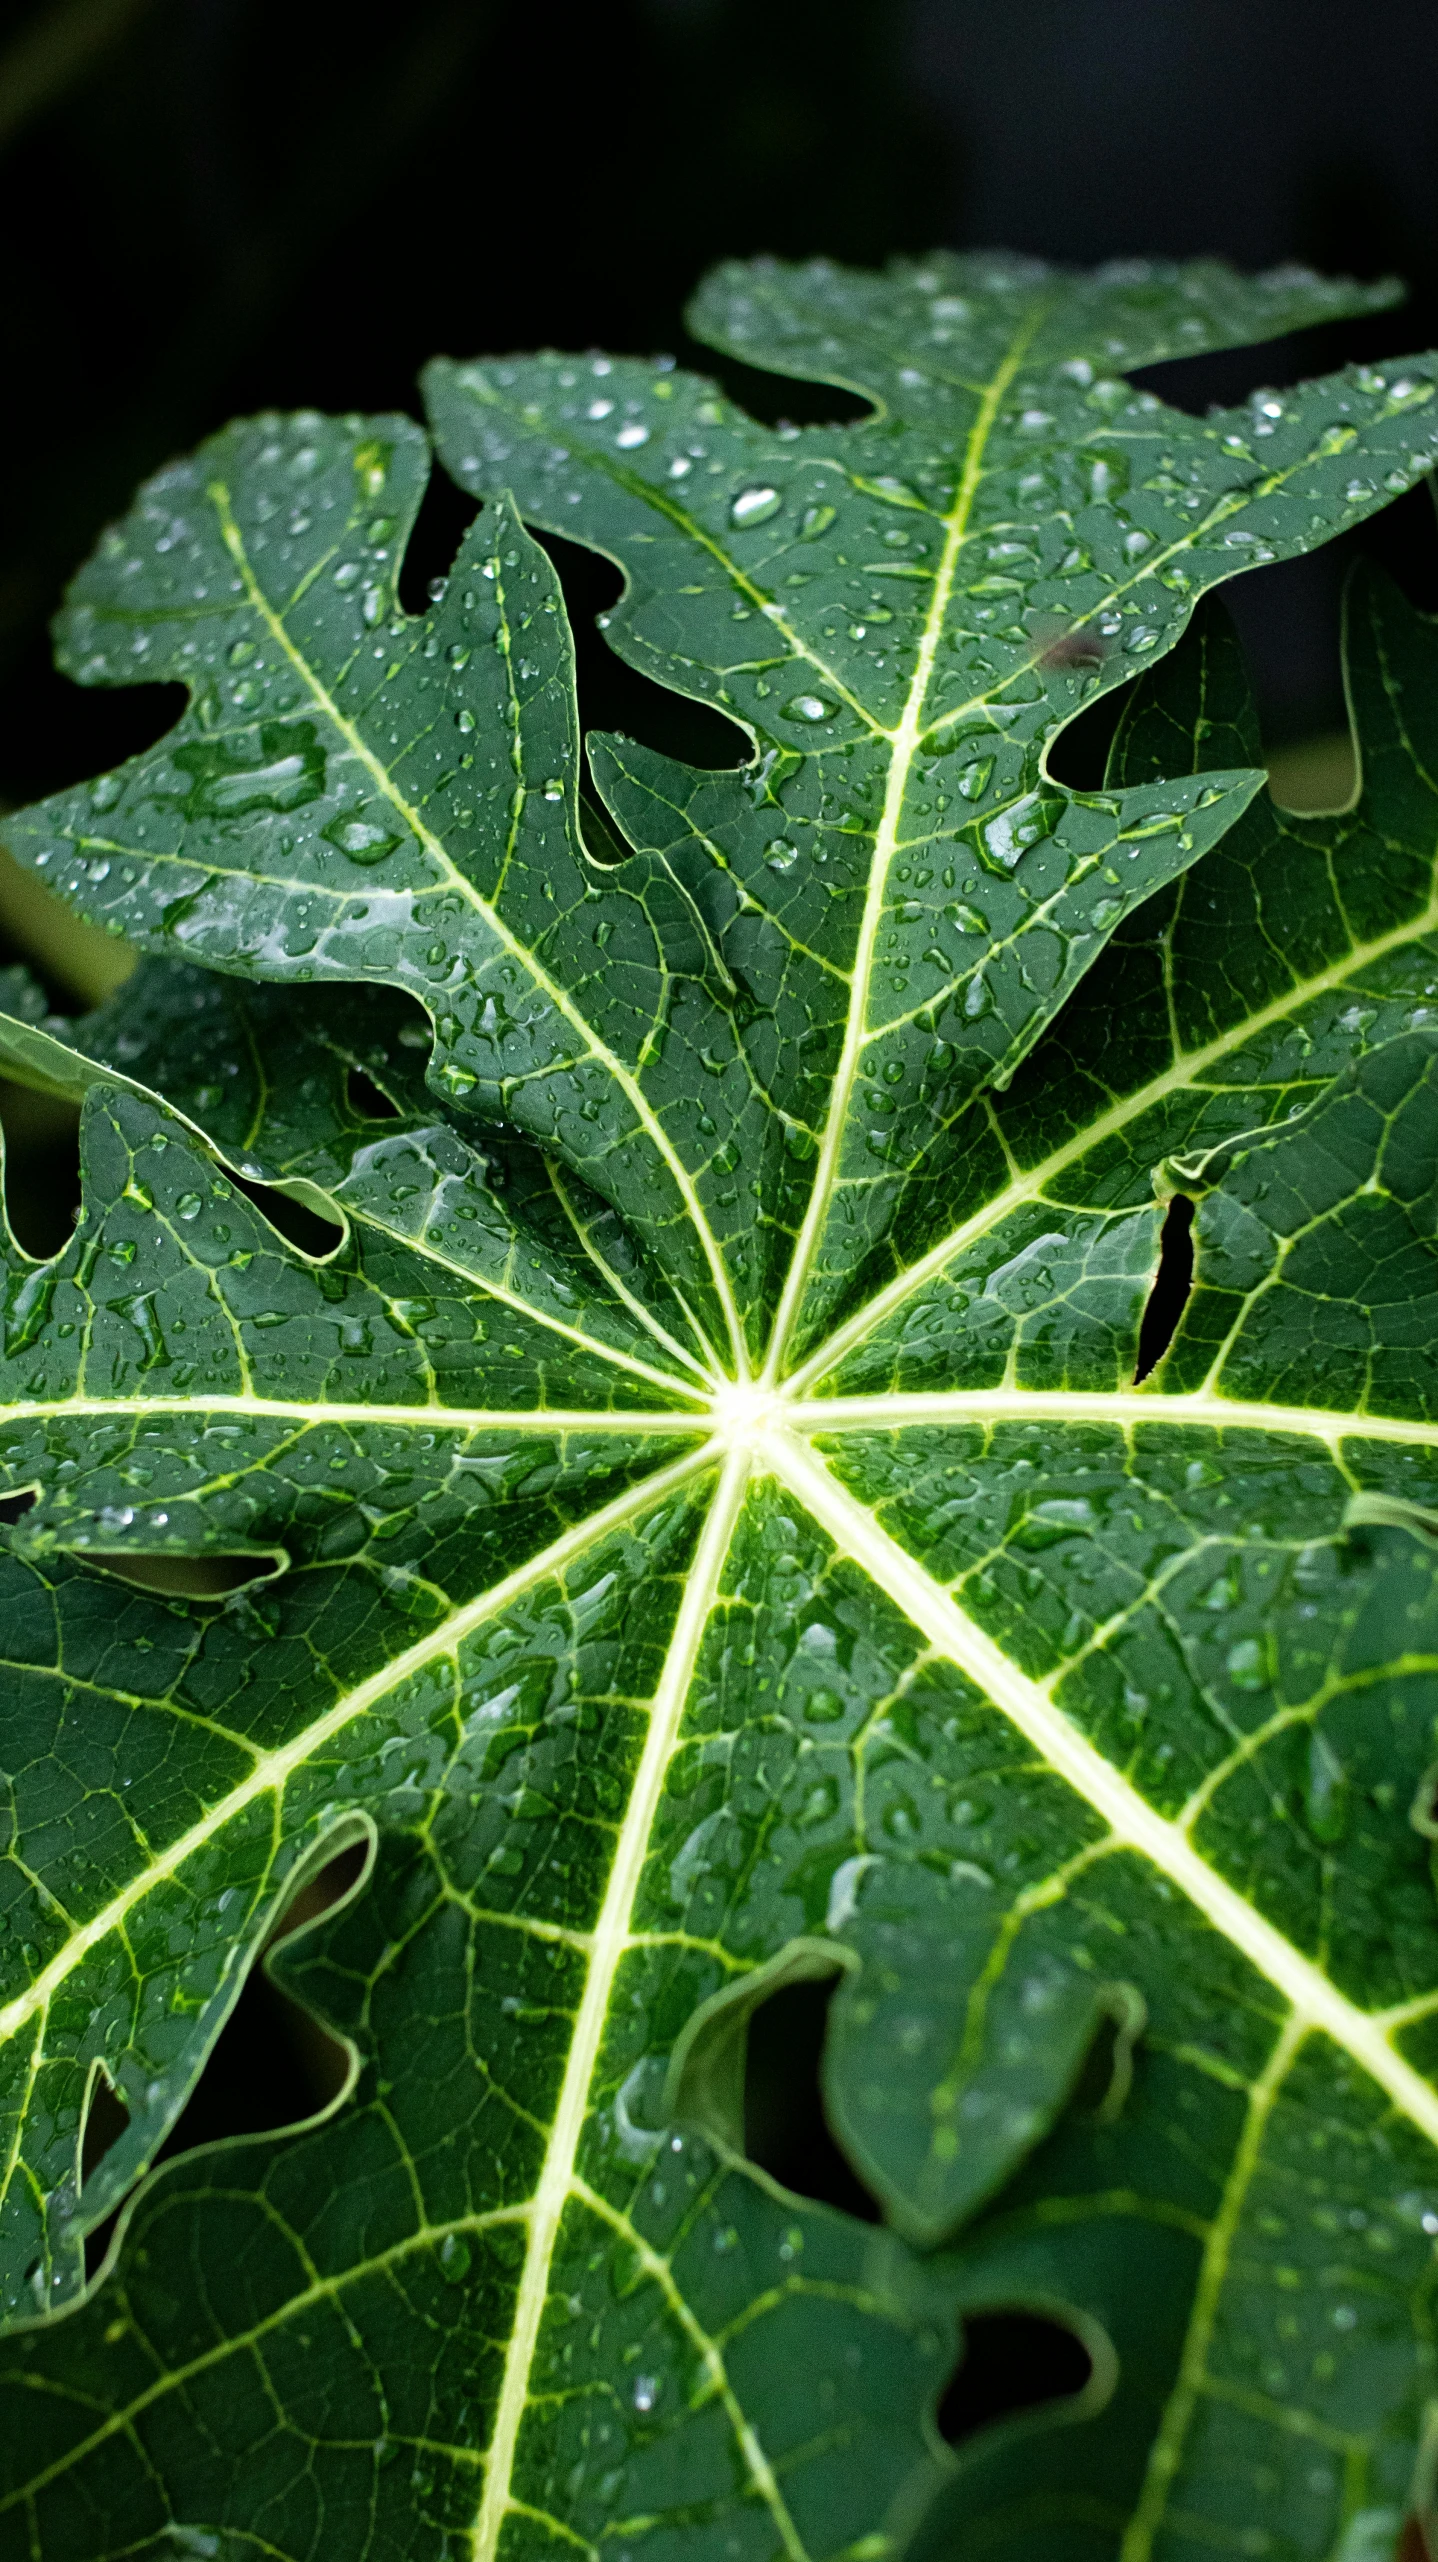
top-left (731, 486), bottom-right (782, 527)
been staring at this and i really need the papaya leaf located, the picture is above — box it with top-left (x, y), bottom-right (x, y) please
top-left (1, 258), bottom-right (1438, 2562)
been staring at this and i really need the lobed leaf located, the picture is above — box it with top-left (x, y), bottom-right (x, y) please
top-left (1, 256), bottom-right (1438, 2562)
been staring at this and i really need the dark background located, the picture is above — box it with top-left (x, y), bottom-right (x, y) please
top-left (5, 0), bottom-right (1438, 819)
top-left (10, 0), bottom-right (1438, 2467)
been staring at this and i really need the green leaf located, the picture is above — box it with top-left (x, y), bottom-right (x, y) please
top-left (6, 439), bottom-right (748, 1369)
top-left (424, 250), bottom-right (1434, 1358)
top-left (3, 255), bottom-right (1438, 2562)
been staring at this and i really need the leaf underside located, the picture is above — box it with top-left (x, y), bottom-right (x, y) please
top-left (0, 252), bottom-right (1437, 2562)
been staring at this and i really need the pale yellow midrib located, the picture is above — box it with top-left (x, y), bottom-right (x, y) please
top-left (1116, 2020), bottom-right (1304, 2562)
top-left (0, 1394), bottom-right (703, 1434)
top-left (470, 1445), bottom-right (750, 2562)
top-left (761, 325), bottom-right (1044, 1385)
top-left (786, 887), bottom-right (1438, 1396)
top-left (0, 1445), bottom-right (713, 2048)
top-left (923, 398), bottom-right (1407, 754)
top-left (348, 1194), bottom-right (705, 1397)
top-left (785, 1387), bottom-right (1438, 1450)
top-left (570, 2173), bottom-right (807, 2562)
top-left (542, 1159), bottom-right (714, 1387)
top-left (769, 1430), bottom-right (1438, 2152)
top-left (468, 386), bottom-right (879, 737)
top-left (209, 483), bottom-right (746, 1380)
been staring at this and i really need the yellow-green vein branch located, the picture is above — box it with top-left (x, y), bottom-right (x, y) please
top-left (761, 317), bottom-right (1048, 1384)
top-left (209, 481), bottom-right (747, 1380)
top-left (470, 1443), bottom-right (750, 2561)
top-left (0, 1443), bottom-right (714, 2051)
top-left (768, 1430), bottom-right (1438, 2153)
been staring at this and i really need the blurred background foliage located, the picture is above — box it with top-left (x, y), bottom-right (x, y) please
top-left (8, 0), bottom-right (1438, 2322)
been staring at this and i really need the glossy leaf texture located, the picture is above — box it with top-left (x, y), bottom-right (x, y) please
top-left (0, 256), bottom-right (1437, 2562)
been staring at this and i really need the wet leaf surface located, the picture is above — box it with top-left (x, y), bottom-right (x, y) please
top-left (1, 254), bottom-right (1438, 2561)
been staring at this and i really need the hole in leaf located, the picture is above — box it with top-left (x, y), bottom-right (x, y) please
top-left (0, 1081), bottom-right (81, 1258)
top-left (228, 1171), bottom-right (344, 1258)
top-left (154, 1846), bottom-right (360, 2149)
top-left (532, 525), bottom-right (751, 773)
top-left (80, 2071), bottom-right (132, 2280)
top-left (395, 466), bottom-right (480, 618)
top-left (95, 1552), bottom-right (273, 1600)
top-left (1126, 336), bottom-right (1317, 423)
top-left (80, 2071), bottom-right (130, 2195)
top-left (938, 2309), bottom-right (1093, 2446)
top-left (270, 1838), bottom-right (370, 1948)
top-left (1135, 1194), bottom-right (1194, 1383)
top-left (82, 1841), bottom-right (363, 2278)
top-left (1358, 474), bottom-right (1438, 618)
top-left (0, 1485), bottom-right (37, 1526)
top-left (153, 1843), bottom-right (359, 2160)
top-left (345, 1063), bottom-right (401, 1120)
top-left (578, 778), bottom-right (634, 868)
top-left (1398, 2518), bottom-right (1431, 2562)
top-left (743, 1975), bottom-right (878, 2223)
top-left (1225, 552), bottom-right (1349, 751)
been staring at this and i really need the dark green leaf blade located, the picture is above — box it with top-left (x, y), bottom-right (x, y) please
top-left (807, 566), bottom-right (1438, 1401)
top-left (688, 250), bottom-right (1403, 410)
top-left (0, 1455), bottom-right (710, 2325)
top-left (425, 256), bottom-right (1438, 1365)
top-left (4, 426), bottom-right (748, 1366)
top-left (0, 1852), bottom-right (953, 2562)
top-left (0, 962), bottom-right (711, 1390)
top-left (6, 256), bottom-right (1438, 2562)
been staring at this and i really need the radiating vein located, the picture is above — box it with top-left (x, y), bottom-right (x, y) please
top-left (0, 1443), bottom-right (714, 2050)
top-left (787, 1388), bottom-right (1438, 1450)
top-left (762, 314), bottom-right (1047, 1381)
top-left (0, 1396), bottom-right (705, 1435)
top-left (6, 260), bottom-right (1438, 2562)
top-left (787, 884), bottom-right (1438, 1395)
top-left (769, 1429), bottom-right (1438, 2150)
top-left (471, 1443), bottom-right (750, 2561)
top-left (210, 481), bottom-right (747, 1379)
